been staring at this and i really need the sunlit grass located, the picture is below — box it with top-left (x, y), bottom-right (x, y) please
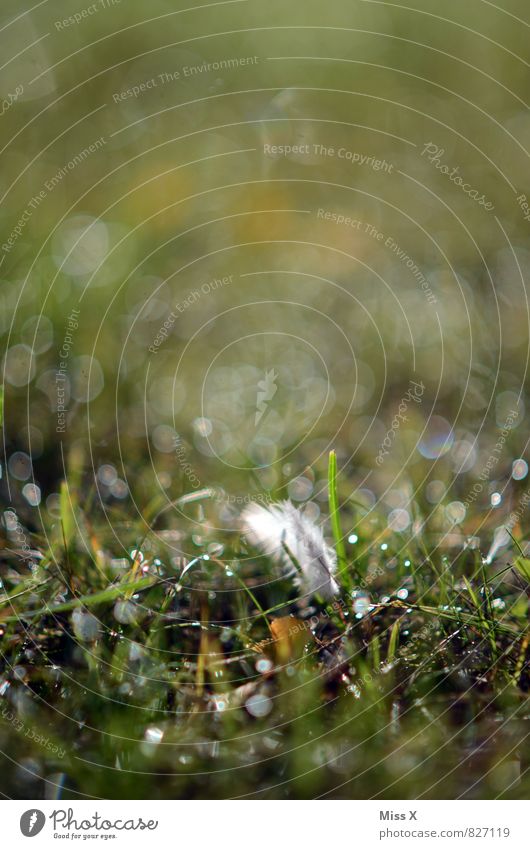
top-left (0, 453), bottom-right (529, 800)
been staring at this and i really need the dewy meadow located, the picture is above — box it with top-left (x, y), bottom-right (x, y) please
top-left (0, 0), bottom-right (529, 815)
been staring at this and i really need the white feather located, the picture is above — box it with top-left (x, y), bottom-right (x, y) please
top-left (241, 500), bottom-right (339, 599)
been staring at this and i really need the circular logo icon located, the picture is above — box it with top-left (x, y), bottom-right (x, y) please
top-left (20, 810), bottom-right (46, 837)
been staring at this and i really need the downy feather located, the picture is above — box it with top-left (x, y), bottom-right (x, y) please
top-left (241, 500), bottom-right (339, 600)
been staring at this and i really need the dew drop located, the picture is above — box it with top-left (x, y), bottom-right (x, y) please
top-left (71, 609), bottom-right (100, 642)
top-left (245, 692), bottom-right (272, 718)
top-left (512, 459), bottom-right (528, 481)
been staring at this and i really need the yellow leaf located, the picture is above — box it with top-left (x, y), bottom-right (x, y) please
top-left (270, 616), bottom-right (311, 662)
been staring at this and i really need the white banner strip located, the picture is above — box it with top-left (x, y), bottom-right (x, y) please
top-left (2, 800), bottom-right (526, 848)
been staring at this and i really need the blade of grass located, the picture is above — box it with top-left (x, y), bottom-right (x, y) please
top-left (0, 575), bottom-right (156, 622)
top-left (505, 528), bottom-right (526, 558)
top-left (387, 619), bottom-right (400, 662)
top-left (369, 633), bottom-right (381, 671)
top-left (231, 571), bottom-right (274, 637)
top-left (404, 601), bottom-right (517, 636)
top-left (463, 576), bottom-right (497, 661)
top-left (512, 626), bottom-right (530, 687)
top-left (59, 479), bottom-right (75, 551)
top-left (328, 450), bottom-right (347, 573)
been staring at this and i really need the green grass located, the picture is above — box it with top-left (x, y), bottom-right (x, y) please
top-left (0, 453), bottom-right (529, 800)
top-left (0, 0), bottom-right (529, 801)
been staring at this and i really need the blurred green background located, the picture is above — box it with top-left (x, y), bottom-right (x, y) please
top-left (2, 0), bottom-right (530, 518)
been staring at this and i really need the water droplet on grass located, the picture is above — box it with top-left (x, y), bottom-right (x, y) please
top-left (144, 726), bottom-right (163, 744)
top-left (352, 594), bottom-right (371, 616)
top-left (114, 600), bottom-right (137, 624)
top-left (246, 693), bottom-right (272, 718)
top-left (141, 726), bottom-right (164, 755)
top-left (22, 483), bottom-right (41, 506)
top-left (72, 609), bottom-right (100, 642)
top-left (97, 464), bottom-right (117, 486)
top-left (512, 459), bottom-right (528, 481)
top-left (418, 416), bottom-right (454, 459)
top-left (446, 501), bottom-right (466, 524)
top-left (8, 452), bottom-right (32, 481)
top-left (388, 509), bottom-right (410, 532)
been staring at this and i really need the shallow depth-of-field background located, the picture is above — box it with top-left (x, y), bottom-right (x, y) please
top-left (1, 0), bottom-right (530, 799)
